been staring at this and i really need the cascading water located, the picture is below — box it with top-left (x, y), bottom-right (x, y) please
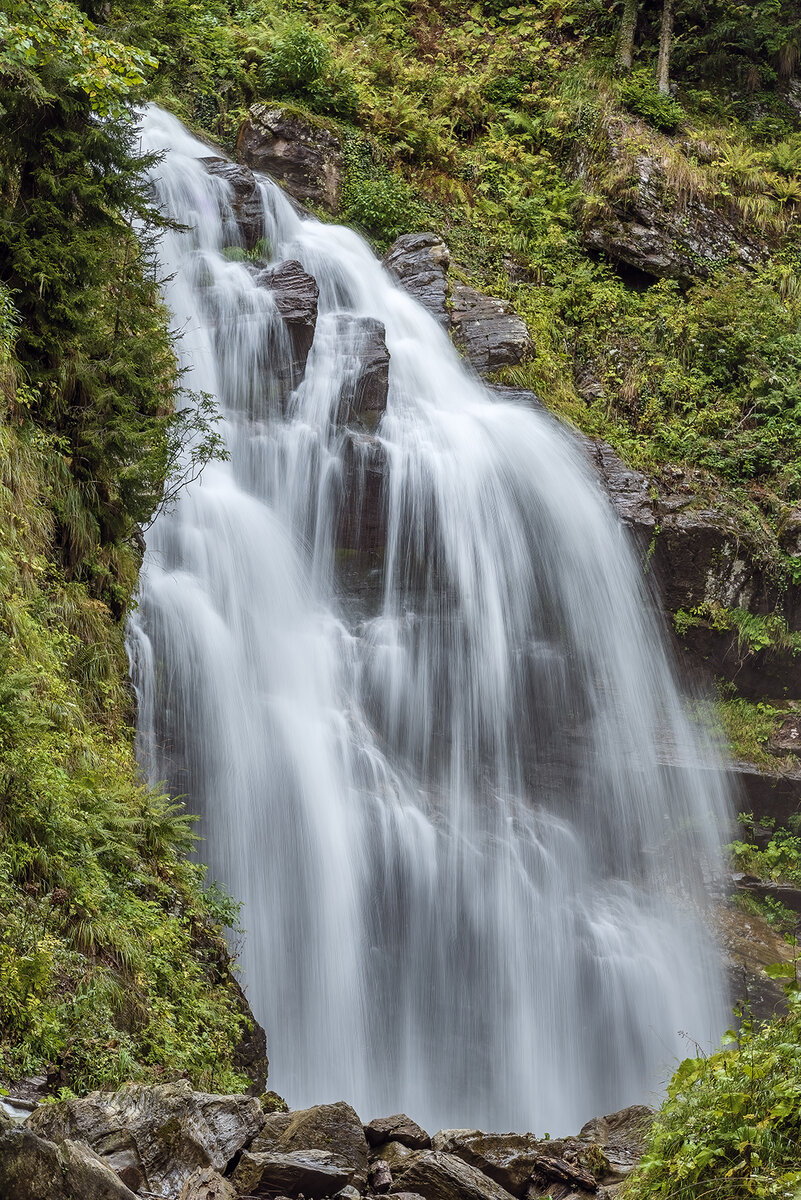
top-left (129, 105), bottom-right (731, 1134)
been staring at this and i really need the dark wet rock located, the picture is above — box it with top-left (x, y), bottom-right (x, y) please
top-left (449, 283), bottom-right (533, 374)
top-left (336, 433), bottom-right (387, 553)
top-left (232, 1148), bottom-right (353, 1197)
top-left (366, 1115), bottom-right (431, 1151)
top-left (370, 1159), bottom-right (394, 1193)
top-left (382, 234), bottom-right (450, 326)
top-left (581, 439), bottom-right (655, 535)
top-left (249, 1101), bottom-right (369, 1188)
top-left (334, 316), bottom-right (391, 431)
top-left (714, 899), bottom-right (794, 1021)
top-left (237, 106), bottom-right (343, 212)
top-left (576, 122), bottom-right (765, 282)
top-left (430, 1132), bottom-right (542, 1196)
top-left (231, 977), bottom-right (269, 1094)
top-left (780, 507), bottom-right (801, 557)
top-left (253, 259), bottom-right (320, 388)
top-left (733, 873), bottom-right (801, 916)
top-left (26, 1081), bottom-right (264, 1197)
top-left (391, 1150), bottom-right (518, 1200)
top-left (0, 1126), bottom-right (138, 1200)
top-left (530, 1155), bottom-right (596, 1191)
top-left (727, 761), bottom-right (801, 830)
top-left (180, 1166), bottom-right (238, 1200)
top-left (201, 157), bottom-right (265, 251)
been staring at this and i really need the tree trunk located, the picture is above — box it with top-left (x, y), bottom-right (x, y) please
top-left (616, 0), bottom-right (638, 70)
top-left (656, 0), bottom-right (674, 94)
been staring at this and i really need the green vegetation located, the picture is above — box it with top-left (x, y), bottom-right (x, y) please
top-left (0, 2), bottom-right (243, 1093)
top-left (631, 964), bottom-right (801, 1199)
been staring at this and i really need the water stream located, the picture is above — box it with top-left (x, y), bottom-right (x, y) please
top-left (129, 106), bottom-right (730, 1134)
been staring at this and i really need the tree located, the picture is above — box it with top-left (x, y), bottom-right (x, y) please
top-left (656, 0), bottom-right (675, 93)
top-left (617, 0), bottom-right (639, 69)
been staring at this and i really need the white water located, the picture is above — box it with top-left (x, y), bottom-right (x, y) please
top-left (129, 106), bottom-right (730, 1134)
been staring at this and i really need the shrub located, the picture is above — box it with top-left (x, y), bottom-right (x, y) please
top-left (619, 68), bottom-right (685, 132)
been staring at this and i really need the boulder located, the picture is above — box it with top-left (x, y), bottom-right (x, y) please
top-left (336, 433), bottom-right (387, 553)
top-left (237, 106), bottom-right (343, 212)
top-left (449, 284), bottom-right (533, 374)
top-left (576, 120), bottom-right (765, 282)
top-left (366, 1114), bottom-right (431, 1151)
top-left (253, 259), bottom-right (320, 389)
top-left (578, 1106), bottom-right (652, 1182)
top-left (429, 1132), bottom-right (545, 1196)
top-left (382, 234), bottom-right (451, 326)
top-left (180, 1167), bottom-right (238, 1200)
top-left (0, 1126), bottom-right (138, 1200)
top-left (333, 316), bottom-right (391, 431)
top-left (377, 1139), bottom-right (419, 1174)
top-left (232, 1148), bottom-right (353, 1197)
top-left (769, 715), bottom-right (801, 757)
top-left (201, 157), bottom-right (265, 251)
top-left (26, 1080), bottom-right (264, 1197)
top-left (248, 1100), bottom-right (369, 1188)
top-left (391, 1150), bottom-right (518, 1200)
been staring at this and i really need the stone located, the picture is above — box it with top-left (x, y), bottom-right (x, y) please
top-left (232, 1148), bottom-right (353, 1197)
top-left (181, 1166), bottom-right (238, 1200)
top-left (429, 1132), bottom-right (545, 1196)
top-left (249, 1100), bottom-right (369, 1188)
top-left (382, 234), bottom-right (451, 326)
top-left (449, 284), bottom-right (533, 374)
top-left (333, 316), bottom-right (391, 431)
top-left (0, 1126), bottom-right (138, 1200)
top-left (335, 1186), bottom-right (363, 1200)
top-left (578, 1106), bottom-right (652, 1183)
top-left (391, 1150), bottom-right (518, 1200)
top-left (253, 259), bottom-right (320, 389)
top-left (377, 1139), bottom-right (418, 1174)
top-left (575, 119), bottom-right (765, 282)
top-left (336, 433), bottom-right (387, 553)
top-left (26, 1080), bottom-right (264, 1197)
top-left (578, 438), bottom-right (655, 535)
top-left (201, 157), bottom-right (265, 251)
top-left (370, 1159), bottom-right (394, 1193)
top-left (770, 715), bottom-right (801, 757)
top-left (237, 106), bottom-right (343, 212)
top-left (366, 1115), bottom-right (431, 1151)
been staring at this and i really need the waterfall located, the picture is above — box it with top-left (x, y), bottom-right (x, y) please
top-left (128, 106), bottom-right (730, 1135)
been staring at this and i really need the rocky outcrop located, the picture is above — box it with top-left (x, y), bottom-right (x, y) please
top-left (365, 1114), bottom-right (431, 1151)
top-left (334, 316), bottom-right (391, 431)
top-left (0, 1125), bottom-right (138, 1200)
top-left (232, 1147), bottom-right (355, 1197)
top-left (180, 1167), bottom-right (237, 1200)
top-left (449, 284), bottom-right (533, 373)
top-left (253, 259), bottom-right (319, 388)
top-left (201, 158), bottom-right (265, 251)
top-left (382, 234), bottom-right (451, 327)
top-left (237, 106), bottom-right (343, 212)
top-left (576, 120), bottom-right (765, 282)
top-left (336, 433), bottom-right (387, 553)
top-left (27, 1081), bottom-right (264, 1197)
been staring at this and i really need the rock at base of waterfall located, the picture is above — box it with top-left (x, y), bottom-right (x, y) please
top-left (376, 1139), bottom-right (419, 1175)
top-left (366, 1114), bottom-right (431, 1151)
top-left (237, 106), bottom-right (343, 212)
top-left (334, 316), bottom-right (391, 431)
top-left (336, 433), bottom-right (387, 553)
top-left (248, 1101), bottom-right (369, 1188)
top-left (370, 1158), bottom-right (394, 1193)
top-left (200, 158), bottom-right (265, 251)
top-left (0, 1127), bottom-right (138, 1200)
top-left (769, 715), bottom-right (801, 757)
top-left (430, 1132), bottom-right (546, 1196)
top-left (26, 1080), bottom-right (264, 1197)
top-left (578, 1105), bottom-right (653, 1182)
top-left (391, 1150), bottom-right (519, 1200)
top-left (449, 284), bottom-right (533, 373)
top-left (253, 260), bottom-right (320, 388)
top-left (382, 233), bottom-right (450, 326)
top-left (180, 1166), bottom-right (238, 1200)
top-left (232, 1148), bottom-right (354, 1197)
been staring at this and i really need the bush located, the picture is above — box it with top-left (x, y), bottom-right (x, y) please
top-left (619, 68), bottom-right (685, 132)
top-left (260, 23), bottom-right (330, 97)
